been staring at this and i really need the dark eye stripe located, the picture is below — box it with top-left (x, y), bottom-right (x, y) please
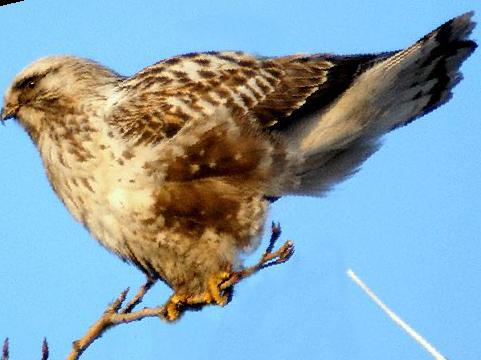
top-left (13, 73), bottom-right (46, 90)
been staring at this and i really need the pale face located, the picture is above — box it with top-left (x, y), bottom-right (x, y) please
top-left (1, 56), bottom-right (121, 135)
top-left (2, 56), bottom-right (70, 122)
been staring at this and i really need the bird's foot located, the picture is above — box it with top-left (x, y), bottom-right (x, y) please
top-left (161, 294), bottom-right (185, 321)
top-left (162, 272), bottom-right (232, 322)
top-left (161, 223), bottom-right (294, 321)
top-left (208, 271), bottom-right (232, 306)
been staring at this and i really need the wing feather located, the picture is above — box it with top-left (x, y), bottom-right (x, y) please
top-left (108, 51), bottom-right (334, 144)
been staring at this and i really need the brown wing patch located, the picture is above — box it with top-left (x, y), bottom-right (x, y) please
top-left (163, 120), bottom-right (267, 183)
top-left (152, 180), bottom-right (243, 240)
top-left (144, 108), bottom-right (290, 248)
top-left (252, 56), bottom-right (333, 127)
top-left (109, 91), bottom-right (190, 144)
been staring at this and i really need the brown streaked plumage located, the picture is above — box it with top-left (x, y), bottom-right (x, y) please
top-left (1, 13), bottom-right (476, 320)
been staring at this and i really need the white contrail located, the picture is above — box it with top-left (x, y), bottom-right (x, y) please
top-left (347, 269), bottom-right (447, 360)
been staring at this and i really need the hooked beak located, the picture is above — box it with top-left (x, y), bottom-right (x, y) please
top-left (0, 104), bottom-right (17, 125)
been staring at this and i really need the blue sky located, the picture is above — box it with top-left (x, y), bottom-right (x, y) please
top-left (0, 1), bottom-right (480, 359)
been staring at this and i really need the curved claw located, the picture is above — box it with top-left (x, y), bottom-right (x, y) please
top-left (161, 273), bottom-right (233, 321)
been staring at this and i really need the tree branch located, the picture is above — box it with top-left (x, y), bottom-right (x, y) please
top-left (2, 338), bottom-right (8, 360)
top-left (41, 338), bottom-right (49, 360)
top-left (66, 222), bottom-right (293, 359)
top-left (66, 281), bottom-right (161, 360)
top-left (1, 337), bottom-right (49, 360)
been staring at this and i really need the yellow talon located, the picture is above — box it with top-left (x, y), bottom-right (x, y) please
top-left (208, 271), bottom-right (231, 306)
top-left (161, 226), bottom-right (294, 321)
top-left (164, 296), bottom-right (183, 321)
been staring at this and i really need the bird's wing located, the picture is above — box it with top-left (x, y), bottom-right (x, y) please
top-left (108, 51), bottom-right (391, 145)
top-left (296, 12), bottom-right (477, 156)
top-left (290, 12), bottom-right (476, 195)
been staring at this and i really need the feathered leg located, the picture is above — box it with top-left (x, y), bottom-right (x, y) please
top-left (162, 223), bottom-right (294, 321)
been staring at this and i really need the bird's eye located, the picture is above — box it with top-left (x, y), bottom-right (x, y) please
top-left (14, 74), bottom-right (44, 90)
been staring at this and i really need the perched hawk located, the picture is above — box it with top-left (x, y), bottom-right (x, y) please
top-left (1, 13), bottom-right (476, 320)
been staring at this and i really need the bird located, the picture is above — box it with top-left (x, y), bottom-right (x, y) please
top-left (1, 12), bottom-right (476, 321)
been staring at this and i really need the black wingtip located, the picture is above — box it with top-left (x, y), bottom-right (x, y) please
top-left (419, 11), bottom-right (477, 47)
top-left (387, 12), bottom-right (477, 131)
top-left (441, 11), bottom-right (476, 41)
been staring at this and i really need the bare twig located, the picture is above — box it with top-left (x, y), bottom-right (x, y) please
top-left (221, 222), bottom-right (294, 290)
top-left (41, 338), bottom-right (49, 360)
top-left (66, 223), bottom-right (294, 359)
top-left (66, 280), bottom-right (161, 360)
top-left (347, 269), bottom-right (447, 360)
top-left (1, 337), bottom-right (49, 360)
top-left (1, 338), bottom-right (8, 360)
top-left (121, 279), bottom-right (154, 314)
top-left (265, 221), bottom-right (282, 254)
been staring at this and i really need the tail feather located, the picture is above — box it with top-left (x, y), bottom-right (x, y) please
top-left (382, 11), bottom-right (476, 129)
top-left (297, 139), bottom-right (381, 195)
top-left (287, 12), bottom-right (476, 195)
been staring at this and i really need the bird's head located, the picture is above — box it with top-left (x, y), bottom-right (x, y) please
top-left (1, 55), bottom-right (121, 139)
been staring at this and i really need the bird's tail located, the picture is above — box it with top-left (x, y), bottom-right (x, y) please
top-left (287, 12), bottom-right (477, 195)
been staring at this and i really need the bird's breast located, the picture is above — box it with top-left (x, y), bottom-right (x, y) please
top-left (39, 130), bottom-right (160, 254)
